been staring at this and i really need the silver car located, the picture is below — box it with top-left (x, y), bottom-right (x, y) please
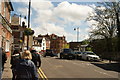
top-left (81, 52), bottom-right (100, 61)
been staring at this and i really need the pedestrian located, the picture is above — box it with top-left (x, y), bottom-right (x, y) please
top-left (2, 48), bottom-right (7, 71)
top-left (10, 49), bottom-right (21, 80)
top-left (14, 50), bottom-right (39, 80)
top-left (30, 48), bottom-right (41, 68)
top-left (0, 48), bottom-right (7, 79)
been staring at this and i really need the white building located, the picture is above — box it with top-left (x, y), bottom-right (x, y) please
top-left (32, 37), bottom-right (47, 52)
top-left (41, 37), bottom-right (46, 51)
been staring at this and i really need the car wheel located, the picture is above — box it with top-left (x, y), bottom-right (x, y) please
top-left (68, 57), bottom-right (73, 60)
top-left (69, 56), bottom-right (74, 60)
top-left (87, 57), bottom-right (90, 61)
top-left (43, 55), bottom-right (46, 57)
top-left (87, 57), bottom-right (93, 61)
top-left (60, 55), bottom-right (63, 59)
top-left (51, 55), bottom-right (54, 57)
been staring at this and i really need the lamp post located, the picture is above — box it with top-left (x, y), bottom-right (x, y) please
top-left (74, 27), bottom-right (79, 42)
top-left (27, 0), bottom-right (31, 50)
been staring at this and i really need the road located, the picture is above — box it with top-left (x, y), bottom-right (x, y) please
top-left (40, 56), bottom-right (119, 80)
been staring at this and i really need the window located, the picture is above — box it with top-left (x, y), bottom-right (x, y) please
top-left (43, 43), bottom-right (45, 46)
top-left (20, 31), bottom-right (23, 38)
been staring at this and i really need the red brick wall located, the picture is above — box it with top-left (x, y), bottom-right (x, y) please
top-left (1, 2), bottom-right (10, 22)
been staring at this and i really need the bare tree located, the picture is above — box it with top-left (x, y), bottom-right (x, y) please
top-left (87, 1), bottom-right (120, 61)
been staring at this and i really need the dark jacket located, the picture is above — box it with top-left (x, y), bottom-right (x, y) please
top-left (2, 52), bottom-right (7, 70)
top-left (31, 50), bottom-right (41, 68)
top-left (15, 59), bottom-right (39, 80)
top-left (10, 53), bottom-right (21, 69)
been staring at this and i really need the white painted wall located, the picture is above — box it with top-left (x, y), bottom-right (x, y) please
top-left (41, 37), bottom-right (46, 51)
top-left (32, 46), bottom-right (41, 52)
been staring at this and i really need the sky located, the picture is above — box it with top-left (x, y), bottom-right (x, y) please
top-left (10, 0), bottom-right (99, 42)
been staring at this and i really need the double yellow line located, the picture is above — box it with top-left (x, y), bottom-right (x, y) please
top-left (38, 68), bottom-right (48, 80)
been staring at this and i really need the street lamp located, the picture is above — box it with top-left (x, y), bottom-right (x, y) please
top-left (27, 0), bottom-right (31, 50)
top-left (74, 27), bottom-right (80, 42)
top-left (28, 0), bottom-right (31, 28)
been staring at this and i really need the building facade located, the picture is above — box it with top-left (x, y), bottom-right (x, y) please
top-left (11, 14), bottom-right (26, 51)
top-left (0, 1), bottom-right (14, 56)
top-left (69, 42), bottom-right (89, 52)
top-left (38, 34), bottom-right (67, 53)
top-left (69, 42), bottom-right (82, 51)
top-left (33, 37), bottom-right (50, 52)
top-left (32, 37), bottom-right (41, 52)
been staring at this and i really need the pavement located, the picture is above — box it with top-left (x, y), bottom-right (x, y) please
top-left (2, 58), bottom-right (12, 80)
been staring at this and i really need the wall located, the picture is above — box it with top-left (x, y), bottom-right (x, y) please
top-left (1, 2), bottom-right (10, 22)
top-left (0, 2), bottom-right (1, 13)
top-left (41, 38), bottom-right (46, 51)
top-left (0, 1), bottom-right (13, 57)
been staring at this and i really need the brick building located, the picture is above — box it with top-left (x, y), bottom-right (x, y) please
top-left (69, 42), bottom-right (82, 51)
top-left (69, 42), bottom-right (89, 52)
top-left (0, 1), bottom-right (14, 56)
top-left (38, 34), bottom-right (67, 53)
top-left (11, 14), bottom-right (27, 51)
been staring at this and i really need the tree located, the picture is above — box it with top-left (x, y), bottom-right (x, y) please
top-left (87, 1), bottom-right (120, 61)
top-left (24, 28), bottom-right (34, 35)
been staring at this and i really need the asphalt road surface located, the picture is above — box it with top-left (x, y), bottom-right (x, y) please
top-left (40, 56), bottom-right (119, 80)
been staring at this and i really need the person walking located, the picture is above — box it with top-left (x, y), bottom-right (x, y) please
top-left (2, 48), bottom-right (7, 71)
top-left (0, 48), bottom-right (7, 79)
top-left (30, 48), bottom-right (41, 68)
top-left (10, 49), bottom-right (21, 80)
top-left (14, 50), bottom-right (39, 80)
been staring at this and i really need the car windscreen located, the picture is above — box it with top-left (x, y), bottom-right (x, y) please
top-left (46, 50), bottom-right (52, 53)
top-left (86, 52), bottom-right (95, 55)
top-left (64, 49), bottom-right (71, 52)
top-left (63, 49), bottom-right (74, 53)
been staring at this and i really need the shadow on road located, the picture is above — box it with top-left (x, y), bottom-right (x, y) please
top-left (91, 62), bottom-right (120, 73)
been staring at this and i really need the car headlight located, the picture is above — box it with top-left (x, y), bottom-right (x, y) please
top-left (97, 57), bottom-right (100, 59)
top-left (88, 56), bottom-right (92, 58)
top-left (78, 54), bottom-right (81, 56)
top-left (93, 57), bottom-right (100, 59)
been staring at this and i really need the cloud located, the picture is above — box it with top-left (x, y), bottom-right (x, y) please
top-left (53, 1), bottom-right (94, 23)
top-left (32, 1), bottom-right (54, 10)
top-left (17, 1), bottom-right (94, 41)
top-left (32, 1), bottom-right (94, 41)
top-left (34, 23), bottom-right (67, 36)
top-left (17, 8), bottom-right (28, 16)
top-left (11, 0), bottom-right (48, 2)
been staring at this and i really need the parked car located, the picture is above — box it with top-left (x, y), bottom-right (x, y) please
top-left (43, 49), bottom-right (57, 57)
top-left (81, 52), bottom-right (100, 61)
top-left (74, 51), bottom-right (82, 59)
top-left (60, 48), bottom-right (75, 59)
